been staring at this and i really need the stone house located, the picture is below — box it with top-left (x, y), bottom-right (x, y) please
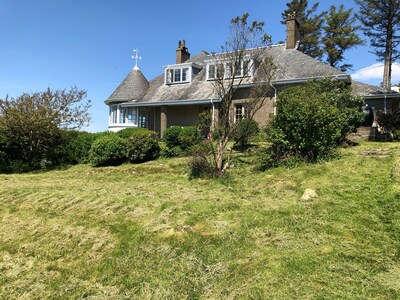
top-left (105, 17), bottom-right (400, 136)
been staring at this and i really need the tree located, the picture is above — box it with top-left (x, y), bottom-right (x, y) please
top-left (200, 13), bottom-right (275, 176)
top-left (356, 0), bottom-right (400, 91)
top-left (0, 87), bottom-right (91, 165)
top-left (322, 5), bottom-right (363, 72)
top-left (281, 0), bottom-right (326, 59)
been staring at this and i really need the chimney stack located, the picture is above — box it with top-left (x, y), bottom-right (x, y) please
top-left (286, 13), bottom-right (300, 50)
top-left (176, 40), bottom-right (190, 64)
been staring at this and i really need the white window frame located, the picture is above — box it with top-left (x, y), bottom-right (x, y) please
top-left (206, 58), bottom-right (255, 81)
top-left (234, 104), bottom-right (249, 123)
top-left (109, 105), bottom-right (138, 126)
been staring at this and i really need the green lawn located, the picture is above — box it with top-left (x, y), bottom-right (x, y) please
top-left (0, 142), bottom-right (399, 299)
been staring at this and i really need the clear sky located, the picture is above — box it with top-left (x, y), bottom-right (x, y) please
top-left (1, 0), bottom-right (398, 132)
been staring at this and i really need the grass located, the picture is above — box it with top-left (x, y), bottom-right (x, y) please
top-left (0, 141), bottom-right (399, 299)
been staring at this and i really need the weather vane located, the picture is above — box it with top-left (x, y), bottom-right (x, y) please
top-left (132, 48), bottom-right (141, 69)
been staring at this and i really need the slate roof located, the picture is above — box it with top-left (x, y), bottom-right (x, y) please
top-left (106, 67), bottom-right (149, 104)
top-left (106, 44), bottom-right (397, 105)
top-left (352, 80), bottom-right (400, 98)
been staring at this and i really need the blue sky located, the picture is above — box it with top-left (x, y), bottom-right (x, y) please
top-left (1, 0), bottom-right (398, 132)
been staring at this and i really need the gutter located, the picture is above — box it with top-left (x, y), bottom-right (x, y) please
top-left (120, 98), bottom-right (222, 107)
top-left (233, 74), bottom-right (352, 89)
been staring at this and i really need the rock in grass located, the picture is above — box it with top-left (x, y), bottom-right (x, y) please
top-left (301, 189), bottom-right (318, 201)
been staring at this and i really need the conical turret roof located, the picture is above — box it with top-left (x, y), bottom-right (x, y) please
top-left (106, 67), bottom-right (149, 103)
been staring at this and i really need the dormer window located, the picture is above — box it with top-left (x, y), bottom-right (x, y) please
top-left (206, 59), bottom-right (255, 80)
top-left (164, 62), bottom-right (202, 85)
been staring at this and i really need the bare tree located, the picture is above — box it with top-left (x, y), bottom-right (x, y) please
top-left (204, 14), bottom-right (275, 175)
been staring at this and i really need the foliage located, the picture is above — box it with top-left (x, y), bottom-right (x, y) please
top-left (355, 0), bottom-right (400, 90)
top-left (232, 118), bottom-right (259, 147)
top-left (89, 134), bottom-right (128, 167)
top-left (322, 5), bottom-right (363, 71)
top-left (178, 126), bottom-right (202, 150)
top-left (163, 126), bottom-right (182, 149)
top-left (376, 111), bottom-right (395, 133)
top-left (188, 155), bottom-right (213, 179)
top-left (163, 126), bottom-right (202, 157)
top-left (281, 0), bottom-right (326, 59)
top-left (196, 110), bottom-right (212, 138)
top-left (267, 78), bottom-right (363, 161)
top-left (123, 128), bottom-right (160, 163)
top-left (0, 87), bottom-right (90, 166)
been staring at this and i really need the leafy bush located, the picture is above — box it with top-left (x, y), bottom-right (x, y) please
top-left (197, 110), bottom-right (212, 138)
top-left (163, 126), bottom-right (202, 157)
top-left (233, 118), bottom-right (259, 147)
top-left (89, 134), bottom-right (128, 167)
top-left (163, 126), bottom-right (182, 149)
top-left (267, 78), bottom-right (363, 162)
top-left (123, 128), bottom-right (160, 163)
top-left (178, 126), bottom-right (202, 150)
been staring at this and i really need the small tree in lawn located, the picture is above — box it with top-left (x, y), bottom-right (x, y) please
top-left (203, 13), bottom-right (275, 176)
top-left (0, 87), bottom-right (91, 166)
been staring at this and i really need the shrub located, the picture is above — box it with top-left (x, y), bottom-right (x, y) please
top-left (89, 134), bottom-right (128, 167)
top-left (123, 128), bottom-right (160, 163)
top-left (267, 78), bottom-right (363, 162)
top-left (163, 126), bottom-right (202, 157)
top-left (233, 118), bottom-right (259, 147)
top-left (188, 155), bottom-right (213, 179)
top-left (178, 126), bottom-right (202, 150)
top-left (197, 110), bottom-right (212, 138)
top-left (163, 126), bottom-right (182, 149)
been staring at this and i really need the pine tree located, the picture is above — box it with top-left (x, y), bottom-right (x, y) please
top-left (281, 0), bottom-right (325, 59)
top-left (322, 5), bottom-right (363, 72)
top-left (355, 0), bottom-right (400, 91)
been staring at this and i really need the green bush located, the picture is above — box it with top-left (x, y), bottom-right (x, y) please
top-left (178, 126), bottom-right (201, 150)
top-left (197, 110), bottom-right (212, 138)
top-left (267, 78), bottom-right (363, 161)
top-left (89, 134), bottom-right (128, 167)
top-left (163, 126), bottom-right (202, 157)
top-left (123, 128), bottom-right (160, 163)
top-left (163, 126), bottom-right (182, 149)
top-left (233, 118), bottom-right (259, 147)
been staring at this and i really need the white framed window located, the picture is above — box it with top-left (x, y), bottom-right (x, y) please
top-left (110, 106), bottom-right (137, 125)
top-left (165, 67), bottom-right (191, 84)
top-left (234, 104), bottom-right (249, 123)
top-left (206, 59), bottom-right (254, 80)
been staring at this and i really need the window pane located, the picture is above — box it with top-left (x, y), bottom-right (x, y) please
top-left (139, 107), bottom-right (147, 128)
top-left (127, 107), bottom-right (137, 124)
top-left (174, 69), bottom-right (181, 82)
top-left (110, 106), bottom-right (117, 124)
top-left (120, 108), bottom-right (126, 124)
top-left (243, 60), bottom-right (249, 76)
top-left (235, 62), bottom-right (241, 76)
top-left (182, 68), bottom-right (188, 81)
top-left (226, 63), bottom-right (232, 78)
top-left (208, 65), bottom-right (215, 79)
top-left (235, 104), bottom-right (243, 123)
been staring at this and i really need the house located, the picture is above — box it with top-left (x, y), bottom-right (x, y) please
top-left (105, 17), bottom-right (400, 136)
